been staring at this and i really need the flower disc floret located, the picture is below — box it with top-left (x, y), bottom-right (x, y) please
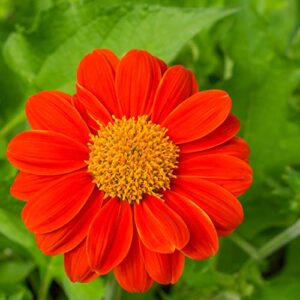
top-left (87, 116), bottom-right (179, 204)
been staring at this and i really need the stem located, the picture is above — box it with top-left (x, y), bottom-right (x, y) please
top-left (0, 110), bottom-right (26, 137)
top-left (38, 257), bottom-right (55, 300)
top-left (230, 219), bottom-right (300, 261)
top-left (257, 219), bottom-right (300, 259)
top-left (104, 277), bottom-right (122, 300)
top-left (229, 234), bottom-right (259, 260)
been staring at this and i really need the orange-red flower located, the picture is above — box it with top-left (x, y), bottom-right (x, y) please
top-left (7, 49), bottom-right (252, 292)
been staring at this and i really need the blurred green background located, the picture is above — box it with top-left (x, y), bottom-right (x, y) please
top-left (0, 0), bottom-right (300, 299)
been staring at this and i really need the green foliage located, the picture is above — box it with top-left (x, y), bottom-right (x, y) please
top-left (3, 1), bottom-right (234, 93)
top-left (222, 0), bottom-right (300, 238)
top-left (0, 260), bottom-right (35, 284)
top-left (0, 0), bottom-right (300, 299)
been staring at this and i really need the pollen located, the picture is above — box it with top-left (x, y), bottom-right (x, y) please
top-left (87, 115), bottom-right (179, 204)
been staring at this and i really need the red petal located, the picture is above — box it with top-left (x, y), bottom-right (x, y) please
top-left (26, 91), bottom-right (90, 143)
top-left (173, 176), bottom-right (244, 234)
top-left (164, 191), bottom-right (218, 259)
top-left (77, 49), bottom-right (121, 116)
top-left (162, 90), bottom-right (231, 144)
top-left (76, 83), bottom-right (112, 125)
top-left (72, 95), bottom-right (99, 133)
top-left (64, 239), bottom-right (98, 283)
top-left (113, 229), bottom-right (153, 293)
top-left (151, 65), bottom-right (198, 123)
top-left (197, 137), bottom-right (250, 160)
top-left (134, 195), bottom-right (189, 253)
top-left (7, 131), bottom-right (88, 175)
top-left (22, 170), bottom-right (94, 233)
top-left (178, 154), bottom-right (253, 196)
top-left (87, 198), bottom-right (133, 274)
top-left (141, 246), bottom-right (184, 284)
top-left (180, 114), bottom-right (240, 153)
top-left (10, 172), bottom-right (60, 201)
top-left (156, 57), bottom-right (168, 75)
top-left (35, 189), bottom-right (103, 255)
top-left (116, 50), bottom-right (162, 117)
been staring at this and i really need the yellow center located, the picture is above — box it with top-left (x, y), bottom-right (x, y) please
top-left (87, 116), bottom-right (179, 204)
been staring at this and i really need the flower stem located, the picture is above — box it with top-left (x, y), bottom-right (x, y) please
top-left (104, 277), bottom-right (122, 300)
top-left (38, 257), bottom-right (55, 300)
top-left (257, 218), bottom-right (300, 259)
top-left (230, 218), bottom-right (300, 260)
top-left (229, 234), bottom-right (259, 260)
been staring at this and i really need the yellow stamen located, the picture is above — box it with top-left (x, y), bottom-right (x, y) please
top-left (87, 115), bottom-right (179, 204)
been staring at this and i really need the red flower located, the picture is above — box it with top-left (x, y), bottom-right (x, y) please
top-left (7, 49), bottom-right (252, 292)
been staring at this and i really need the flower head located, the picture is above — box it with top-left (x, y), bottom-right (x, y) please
top-left (7, 49), bottom-right (252, 292)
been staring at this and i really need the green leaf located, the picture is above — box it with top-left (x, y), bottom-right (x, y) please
top-left (0, 284), bottom-right (32, 300)
top-left (0, 24), bottom-right (26, 130)
top-left (289, 26), bottom-right (300, 62)
top-left (60, 277), bottom-right (104, 300)
top-left (0, 260), bottom-right (34, 284)
top-left (3, 33), bottom-right (40, 84)
top-left (0, 139), bottom-right (6, 159)
top-left (0, 180), bottom-right (46, 267)
top-left (254, 0), bottom-right (299, 54)
top-left (220, 0), bottom-right (300, 237)
top-left (36, 256), bottom-right (105, 300)
top-left (224, 0), bottom-right (300, 181)
top-left (3, 1), bottom-right (235, 92)
top-left (0, 208), bottom-right (33, 249)
top-left (250, 278), bottom-right (300, 300)
top-left (0, 205), bottom-right (45, 270)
